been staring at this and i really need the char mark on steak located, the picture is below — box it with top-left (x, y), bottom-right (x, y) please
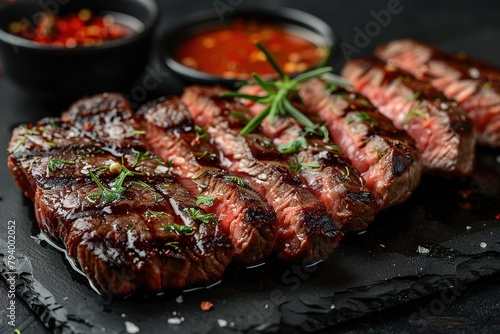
top-left (300, 79), bottom-right (423, 209)
top-left (8, 93), bottom-right (233, 296)
top-left (136, 96), bottom-right (278, 264)
top-left (182, 85), bottom-right (343, 262)
top-left (342, 57), bottom-right (476, 176)
top-left (375, 38), bottom-right (500, 147)
top-left (237, 85), bottom-right (379, 232)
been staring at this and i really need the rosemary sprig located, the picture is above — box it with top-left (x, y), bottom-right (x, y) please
top-left (86, 159), bottom-right (144, 205)
top-left (221, 42), bottom-right (350, 135)
top-left (195, 125), bottom-right (209, 140)
top-left (165, 241), bottom-right (180, 249)
top-left (340, 166), bottom-right (351, 179)
top-left (146, 210), bottom-right (169, 218)
top-left (223, 175), bottom-right (250, 188)
top-left (403, 108), bottom-right (428, 124)
top-left (12, 136), bottom-right (26, 152)
top-left (347, 111), bottom-right (377, 127)
top-left (163, 224), bottom-right (194, 234)
top-left (289, 156), bottom-right (320, 174)
top-left (196, 196), bottom-right (217, 206)
top-left (183, 208), bottom-right (217, 224)
top-left (48, 158), bottom-right (75, 173)
top-left (277, 136), bottom-right (308, 154)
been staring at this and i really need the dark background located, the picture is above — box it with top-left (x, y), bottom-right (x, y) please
top-left (1, 0), bottom-right (500, 333)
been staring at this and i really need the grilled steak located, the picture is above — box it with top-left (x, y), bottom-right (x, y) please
top-left (238, 85), bottom-right (379, 232)
top-left (342, 58), bottom-right (476, 176)
top-left (300, 80), bottom-right (423, 209)
top-left (375, 39), bottom-right (500, 147)
top-left (182, 85), bottom-right (343, 262)
top-left (8, 94), bottom-right (233, 296)
top-left (136, 96), bottom-right (278, 264)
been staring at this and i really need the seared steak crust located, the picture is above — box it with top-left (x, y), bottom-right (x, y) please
top-left (182, 85), bottom-right (343, 262)
top-left (136, 97), bottom-right (278, 264)
top-left (300, 80), bottom-right (423, 209)
top-left (8, 94), bottom-right (233, 296)
top-left (375, 39), bottom-right (500, 147)
top-left (238, 85), bottom-right (379, 232)
top-left (342, 58), bottom-right (476, 176)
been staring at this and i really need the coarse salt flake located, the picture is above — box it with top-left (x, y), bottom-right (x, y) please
top-left (154, 165), bottom-right (169, 174)
top-left (480, 242), bottom-right (487, 248)
top-left (124, 321), bottom-right (140, 334)
top-left (167, 317), bottom-right (182, 325)
top-left (468, 67), bottom-right (480, 79)
top-left (218, 319), bottom-right (228, 328)
top-left (417, 246), bottom-right (430, 254)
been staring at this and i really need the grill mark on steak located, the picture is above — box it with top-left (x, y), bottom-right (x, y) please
top-left (375, 38), bottom-right (500, 147)
top-left (8, 93), bottom-right (233, 296)
top-left (182, 85), bottom-right (343, 262)
top-left (237, 85), bottom-right (379, 232)
top-left (136, 96), bottom-right (278, 264)
top-left (300, 79), bottom-right (423, 209)
top-left (342, 57), bottom-right (476, 176)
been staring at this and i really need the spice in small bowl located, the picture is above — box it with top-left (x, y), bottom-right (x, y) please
top-left (176, 19), bottom-right (328, 80)
top-left (8, 9), bottom-right (135, 48)
top-left (161, 7), bottom-right (335, 86)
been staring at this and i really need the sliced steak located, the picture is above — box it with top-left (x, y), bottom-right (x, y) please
top-left (342, 58), bottom-right (476, 176)
top-left (136, 96), bottom-right (278, 264)
top-left (182, 85), bottom-right (343, 262)
top-left (238, 85), bottom-right (379, 232)
top-left (300, 79), bottom-right (423, 209)
top-left (8, 94), bottom-right (233, 296)
top-left (375, 39), bottom-right (500, 147)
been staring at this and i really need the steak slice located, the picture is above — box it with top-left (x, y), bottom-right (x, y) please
top-left (238, 85), bottom-right (379, 232)
top-left (375, 39), bottom-right (500, 147)
top-left (342, 58), bottom-right (476, 176)
top-left (8, 94), bottom-right (233, 296)
top-left (182, 85), bottom-right (343, 262)
top-left (136, 96), bottom-right (278, 264)
top-left (300, 79), bottom-right (423, 209)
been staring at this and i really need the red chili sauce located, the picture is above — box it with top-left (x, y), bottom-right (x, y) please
top-left (9, 9), bottom-right (134, 48)
top-left (176, 19), bottom-right (327, 79)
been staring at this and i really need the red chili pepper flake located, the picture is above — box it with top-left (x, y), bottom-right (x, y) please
top-left (8, 9), bottom-right (133, 47)
top-left (200, 301), bottom-right (213, 311)
top-left (495, 213), bottom-right (500, 220)
top-left (84, 123), bottom-right (94, 131)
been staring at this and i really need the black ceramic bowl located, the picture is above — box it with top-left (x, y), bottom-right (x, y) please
top-left (0, 0), bottom-right (158, 99)
top-left (160, 7), bottom-right (335, 87)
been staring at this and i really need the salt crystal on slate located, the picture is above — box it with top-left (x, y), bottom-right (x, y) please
top-left (218, 319), bottom-right (228, 327)
top-left (176, 295), bottom-right (183, 303)
top-left (168, 317), bottom-right (182, 325)
top-left (124, 321), bottom-right (140, 334)
top-left (417, 246), bottom-right (430, 254)
top-left (480, 242), bottom-right (487, 248)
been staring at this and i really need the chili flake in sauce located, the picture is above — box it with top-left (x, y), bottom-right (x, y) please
top-left (8, 9), bottom-right (134, 47)
top-left (176, 19), bottom-right (327, 79)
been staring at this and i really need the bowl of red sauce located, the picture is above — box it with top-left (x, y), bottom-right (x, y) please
top-left (0, 0), bottom-right (158, 100)
top-left (161, 7), bottom-right (335, 86)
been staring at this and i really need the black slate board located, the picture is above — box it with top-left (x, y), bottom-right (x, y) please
top-left (1, 1), bottom-right (500, 333)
